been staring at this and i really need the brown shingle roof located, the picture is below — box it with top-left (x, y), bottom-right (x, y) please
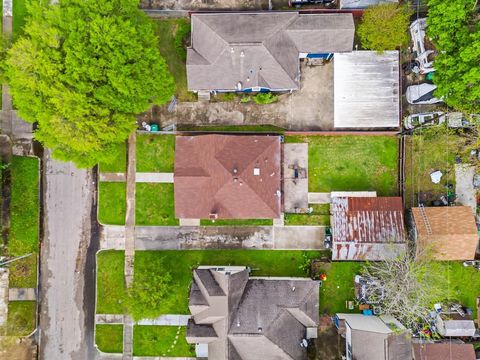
top-left (331, 197), bottom-right (406, 260)
top-left (412, 206), bottom-right (478, 260)
top-left (174, 135), bottom-right (281, 219)
top-left (413, 343), bottom-right (476, 360)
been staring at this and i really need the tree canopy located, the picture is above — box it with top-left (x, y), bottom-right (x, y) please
top-left (427, 0), bottom-right (480, 114)
top-left (4, 0), bottom-right (174, 167)
top-left (357, 3), bottom-right (412, 51)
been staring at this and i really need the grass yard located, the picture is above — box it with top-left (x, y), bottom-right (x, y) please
top-left (9, 156), bottom-right (39, 256)
top-left (136, 183), bottom-right (178, 226)
top-left (13, 0), bottom-right (28, 39)
top-left (133, 326), bottom-right (195, 357)
top-left (404, 128), bottom-right (467, 208)
top-left (177, 124), bottom-right (286, 133)
top-left (200, 218), bottom-right (273, 226)
top-left (136, 134), bottom-right (175, 173)
top-left (284, 204), bottom-right (330, 226)
top-left (154, 19), bottom-right (196, 102)
top-left (318, 262), bottom-right (363, 315)
top-left (96, 324), bottom-right (123, 353)
top-left (8, 254), bottom-right (37, 288)
top-left (98, 182), bottom-right (126, 225)
top-left (98, 141), bottom-right (127, 173)
top-left (7, 301), bottom-right (36, 336)
top-left (133, 250), bottom-right (323, 315)
top-left (96, 251), bottom-right (126, 314)
top-left (285, 136), bottom-right (398, 195)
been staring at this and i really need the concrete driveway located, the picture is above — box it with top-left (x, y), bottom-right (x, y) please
top-left (283, 143), bottom-right (309, 213)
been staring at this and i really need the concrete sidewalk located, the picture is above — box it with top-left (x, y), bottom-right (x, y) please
top-left (135, 172), bottom-right (174, 183)
top-left (137, 315), bottom-right (190, 326)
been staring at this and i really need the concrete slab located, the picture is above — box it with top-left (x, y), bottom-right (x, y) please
top-left (137, 314), bottom-right (190, 326)
top-left (273, 214), bottom-right (284, 227)
top-left (8, 288), bottom-right (36, 301)
top-left (455, 164), bottom-right (476, 213)
top-left (179, 218), bottom-right (200, 226)
top-left (95, 314), bottom-right (124, 324)
top-left (283, 143), bottom-right (309, 213)
top-left (273, 226), bottom-right (324, 249)
top-left (0, 268), bottom-right (8, 326)
top-left (136, 172), bottom-right (174, 183)
top-left (100, 226), bottom-right (126, 250)
top-left (308, 192), bottom-right (331, 204)
top-left (99, 173), bottom-right (126, 182)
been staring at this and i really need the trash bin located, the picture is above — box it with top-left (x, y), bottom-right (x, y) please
top-left (150, 124), bottom-right (159, 132)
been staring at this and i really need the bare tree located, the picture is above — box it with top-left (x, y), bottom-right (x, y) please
top-left (361, 250), bottom-right (452, 331)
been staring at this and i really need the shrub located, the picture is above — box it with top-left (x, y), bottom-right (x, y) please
top-left (253, 93), bottom-right (278, 105)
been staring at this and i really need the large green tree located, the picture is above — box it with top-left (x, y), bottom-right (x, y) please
top-left (357, 3), bottom-right (412, 51)
top-left (4, 0), bottom-right (174, 167)
top-left (427, 0), bottom-right (480, 114)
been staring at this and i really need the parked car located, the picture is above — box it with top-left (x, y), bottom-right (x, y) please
top-left (404, 111), bottom-right (445, 129)
top-left (406, 83), bottom-right (443, 105)
top-left (410, 18), bottom-right (435, 74)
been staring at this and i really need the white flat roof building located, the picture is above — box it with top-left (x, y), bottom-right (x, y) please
top-left (334, 51), bottom-right (400, 129)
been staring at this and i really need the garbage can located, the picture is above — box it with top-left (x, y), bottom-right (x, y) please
top-left (150, 124), bottom-right (159, 132)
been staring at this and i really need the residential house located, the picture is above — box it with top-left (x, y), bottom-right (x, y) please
top-left (333, 51), bottom-right (400, 128)
top-left (186, 266), bottom-right (319, 359)
top-left (187, 12), bottom-right (354, 93)
top-left (174, 135), bottom-right (281, 220)
top-left (412, 343), bottom-right (476, 360)
top-left (331, 196), bottom-right (406, 260)
top-left (335, 313), bottom-right (412, 360)
top-left (435, 311), bottom-right (476, 337)
top-left (411, 206), bottom-right (478, 260)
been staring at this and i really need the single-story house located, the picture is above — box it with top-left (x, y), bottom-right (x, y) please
top-left (340, 0), bottom-right (398, 9)
top-left (187, 12), bottom-right (354, 93)
top-left (412, 343), bottom-right (476, 360)
top-left (412, 206), bottom-right (478, 260)
top-left (334, 51), bottom-right (400, 128)
top-left (174, 135), bottom-right (281, 220)
top-left (435, 311), bottom-right (476, 337)
top-left (335, 313), bottom-right (412, 360)
top-left (186, 266), bottom-right (319, 360)
top-left (331, 196), bottom-right (406, 260)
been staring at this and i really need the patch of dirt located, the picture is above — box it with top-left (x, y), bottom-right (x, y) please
top-left (308, 321), bottom-right (345, 360)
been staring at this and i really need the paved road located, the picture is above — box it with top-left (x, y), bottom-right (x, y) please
top-left (39, 151), bottom-right (98, 360)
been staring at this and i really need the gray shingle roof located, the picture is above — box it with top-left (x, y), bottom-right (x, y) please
top-left (187, 12), bottom-right (354, 91)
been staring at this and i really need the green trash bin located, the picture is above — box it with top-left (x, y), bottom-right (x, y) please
top-left (150, 123), bottom-right (159, 132)
top-left (425, 72), bottom-right (434, 81)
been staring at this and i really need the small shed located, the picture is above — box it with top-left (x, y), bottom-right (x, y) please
top-left (436, 312), bottom-right (476, 337)
top-left (334, 51), bottom-right (400, 128)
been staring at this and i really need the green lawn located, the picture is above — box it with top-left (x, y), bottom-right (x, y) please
top-left (154, 19), bottom-right (195, 102)
top-left (13, 0), bottom-right (28, 39)
top-left (133, 326), bottom-right (195, 357)
top-left (98, 182), bottom-right (126, 225)
top-left (133, 250), bottom-right (323, 314)
top-left (285, 136), bottom-right (398, 195)
top-left (96, 324), bottom-right (123, 354)
top-left (8, 254), bottom-right (37, 288)
top-left (136, 183), bottom-right (178, 226)
top-left (177, 124), bottom-right (286, 133)
top-left (9, 156), bottom-right (39, 256)
top-left (98, 141), bottom-right (127, 173)
top-left (7, 301), bottom-right (36, 336)
top-left (136, 134), bottom-right (175, 173)
top-left (284, 204), bottom-right (330, 226)
top-left (200, 218), bottom-right (273, 226)
top-left (404, 128), bottom-right (466, 207)
top-left (96, 251), bottom-right (126, 314)
top-left (319, 262), bottom-right (363, 315)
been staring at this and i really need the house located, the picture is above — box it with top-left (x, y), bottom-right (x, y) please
top-left (333, 51), bottom-right (400, 128)
top-left (335, 313), bottom-right (412, 360)
top-left (412, 343), bottom-right (476, 360)
top-left (186, 266), bottom-right (319, 360)
top-left (339, 0), bottom-right (398, 9)
top-left (435, 311), bottom-right (476, 337)
top-left (174, 135), bottom-right (281, 220)
top-left (331, 196), bottom-right (406, 260)
top-left (411, 206), bottom-right (478, 260)
top-left (187, 12), bottom-right (354, 93)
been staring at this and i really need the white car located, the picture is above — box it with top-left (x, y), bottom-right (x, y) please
top-left (404, 112), bottom-right (445, 129)
top-left (410, 18), bottom-right (435, 74)
top-left (406, 83), bottom-right (443, 105)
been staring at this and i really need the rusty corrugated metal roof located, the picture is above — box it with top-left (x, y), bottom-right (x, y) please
top-left (174, 135), bottom-right (281, 219)
top-left (331, 197), bottom-right (406, 261)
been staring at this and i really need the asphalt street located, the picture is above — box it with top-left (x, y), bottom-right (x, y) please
top-left (38, 150), bottom-right (97, 360)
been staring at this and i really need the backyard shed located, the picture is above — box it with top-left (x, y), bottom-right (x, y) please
top-left (412, 206), bottom-right (478, 260)
top-left (334, 51), bottom-right (400, 128)
top-left (331, 196), bottom-right (406, 260)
